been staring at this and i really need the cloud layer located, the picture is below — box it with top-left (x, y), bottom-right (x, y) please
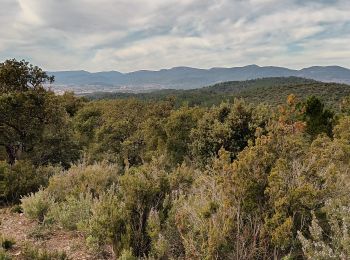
top-left (0, 0), bottom-right (349, 71)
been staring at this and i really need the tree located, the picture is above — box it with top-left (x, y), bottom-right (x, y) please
top-left (190, 99), bottom-right (269, 166)
top-left (164, 106), bottom-right (203, 165)
top-left (0, 88), bottom-right (52, 164)
top-left (299, 96), bottom-right (334, 139)
top-left (0, 59), bottom-right (79, 166)
top-left (0, 59), bottom-right (54, 93)
top-left (75, 99), bottom-right (174, 167)
top-left (58, 91), bottom-right (86, 117)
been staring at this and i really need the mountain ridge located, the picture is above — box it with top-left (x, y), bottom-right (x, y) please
top-left (50, 65), bottom-right (350, 93)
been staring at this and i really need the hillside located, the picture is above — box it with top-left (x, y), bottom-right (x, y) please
top-left (3, 60), bottom-right (350, 260)
top-left (51, 65), bottom-right (350, 93)
top-left (85, 77), bottom-right (350, 109)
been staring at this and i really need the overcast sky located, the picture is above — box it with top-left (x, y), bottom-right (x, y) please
top-left (0, 0), bottom-right (349, 72)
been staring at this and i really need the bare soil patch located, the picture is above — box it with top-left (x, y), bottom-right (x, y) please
top-left (0, 208), bottom-right (113, 259)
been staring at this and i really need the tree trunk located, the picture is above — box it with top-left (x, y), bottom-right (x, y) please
top-left (5, 145), bottom-right (17, 165)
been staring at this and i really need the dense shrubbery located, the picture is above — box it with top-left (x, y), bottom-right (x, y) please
top-left (18, 105), bottom-right (350, 258)
top-left (49, 193), bottom-right (93, 230)
top-left (46, 162), bottom-right (119, 201)
top-left (12, 94), bottom-right (350, 259)
top-left (2, 60), bottom-right (350, 259)
top-left (0, 161), bottom-right (57, 203)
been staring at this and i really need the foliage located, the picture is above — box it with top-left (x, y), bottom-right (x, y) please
top-left (46, 162), bottom-right (119, 201)
top-left (10, 204), bottom-right (22, 213)
top-left (298, 190), bottom-right (350, 259)
top-left (164, 106), bottom-right (203, 165)
top-left (191, 99), bottom-right (270, 166)
top-left (4, 58), bottom-right (350, 259)
top-left (0, 235), bottom-right (15, 250)
top-left (21, 244), bottom-right (68, 260)
top-left (86, 77), bottom-right (350, 110)
top-left (58, 91), bottom-right (86, 117)
top-left (173, 157), bottom-right (237, 259)
top-left (27, 224), bottom-right (53, 241)
top-left (299, 96), bottom-right (334, 138)
top-left (0, 59), bottom-right (54, 94)
top-left (21, 188), bottom-right (55, 222)
top-left (297, 135), bottom-right (350, 259)
top-left (0, 160), bottom-right (54, 203)
top-left (117, 249), bottom-right (137, 260)
top-left (0, 233), bottom-right (13, 260)
top-left (74, 98), bottom-right (174, 167)
top-left (83, 186), bottom-right (127, 256)
top-left (82, 159), bottom-right (171, 258)
top-left (49, 193), bottom-right (93, 230)
top-left (333, 115), bottom-right (350, 141)
top-left (0, 59), bottom-right (80, 166)
top-left (119, 162), bottom-right (171, 257)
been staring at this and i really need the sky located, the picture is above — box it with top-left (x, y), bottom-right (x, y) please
top-left (0, 0), bottom-right (350, 72)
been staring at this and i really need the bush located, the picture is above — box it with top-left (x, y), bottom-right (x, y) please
top-left (10, 204), bottom-right (22, 213)
top-left (118, 164), bottom-right (171, 258)
top-left (46, 162), bottom-right (119, 201)
top-left (84, 187), bottom-right (127, 257)
top-left (21, 188), bottom-right (55, 223)
top-left (78, 160), bottom-right (174, 258)
top-left (49, 193), bottom-right (93, 230)
top-left (0, 161), bottom-right (57, 203)
top-left (0, 235), bottom-right (15, 250)
top-left (21, 244), bottom-right (68, 260)
top-left (117, 249), bottom-right (137, 260)
top-left (147, 209), bottom-right (169, 259)
top-left (27, 225), bottom-right (53, 240)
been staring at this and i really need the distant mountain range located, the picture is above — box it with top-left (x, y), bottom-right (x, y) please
top-left (50, 65), bottom-right (350, 94)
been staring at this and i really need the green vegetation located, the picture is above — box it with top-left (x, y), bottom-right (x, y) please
top-left (0, 59), bottom-right (80, 167)
top-left (86, 77), bottom-right (350, 109)
top-left (0, 236), bottom-right (14, 251)
top-left (1, 59), bottom-right (350, 259)
top-left (21, 188), bottom-right (55, 223)
top-left (0, 234), bottom-right (14, 260)
top-left (21, 244), bottom-right (68, 260)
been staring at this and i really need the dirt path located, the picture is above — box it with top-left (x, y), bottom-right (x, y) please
top-left (0, 208), bottom-right (113, 259)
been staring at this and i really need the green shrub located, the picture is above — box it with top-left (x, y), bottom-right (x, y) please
top-left (21, 244), bottom-right (68, 260)
top-left (0, 235), bottom-right (15, 250)
top-left (9, 204), bottom-right (22, 213)
top-left (147, 209), bottom-right (169, 259)
top-left (118, 164), bottom-right (171, 258)
top-left (47, 162), bottom-right (119, 201)
top-left (117, 249), bottom-right (137, 260)
top-left (27, 225), bottom-right (53, 240)
top-left (49, 193), bottom-right (93, 230)
top-left (0, 161), bottom-right (56, 203)
top-left (84, 187), bottom-right (127, 257)
top-left (21, 188), bottom-right (55, 222)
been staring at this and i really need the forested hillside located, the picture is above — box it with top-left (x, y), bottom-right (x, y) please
top-left (86, 77), bottom-right (350, 109)
top-left (1, 60), bottom-right (350, 259)
top-left (50, 65), bottom-right (350, 93)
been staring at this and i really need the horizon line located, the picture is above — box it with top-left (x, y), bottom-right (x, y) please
top-left (47, 64), bottom-right (350, 74)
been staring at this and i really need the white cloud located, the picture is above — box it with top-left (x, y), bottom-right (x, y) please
top-left (0, 0), bottom-right (349, 71)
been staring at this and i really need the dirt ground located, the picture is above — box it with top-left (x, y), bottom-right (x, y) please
top-left (0, 208), bottom-right (113, 259)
